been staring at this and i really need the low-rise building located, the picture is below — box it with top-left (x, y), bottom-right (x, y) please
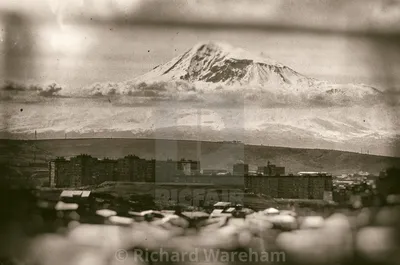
top-left (177, 159), bottom-right (201, 175)
top-left (257, 161), bottom-right (285, 176)
top-left (244, 173), bottom-right (333, 200)
top-left (49, 155), bottom-right (200, 188)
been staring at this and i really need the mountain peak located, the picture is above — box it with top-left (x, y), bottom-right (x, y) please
top-left (190, 41), bottom-right (282, 66)
top-left (135, 41), bottom-right (306, 86)
top-left (192, 40), bottom-right (227, 50)
top-left (131, 42), bottom-right (380, 102)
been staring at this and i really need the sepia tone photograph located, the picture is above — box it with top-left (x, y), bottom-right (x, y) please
top-left (1, 0), bottom-right (400, 265)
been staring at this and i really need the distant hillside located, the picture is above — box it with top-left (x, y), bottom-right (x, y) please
top-left (1, 138), bottom-right (399, 175)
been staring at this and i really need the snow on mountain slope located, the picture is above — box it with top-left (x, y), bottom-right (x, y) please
top-left (132, 41), bottom-right (381, 102)
top-left (2, 99), bottom-right (398, 156)
top-left (2, 42), bottom-right (395, 156)
top-left (134, 41), bottom-right (311, 87)
top-left (72, 41), bottom-right (383, 107)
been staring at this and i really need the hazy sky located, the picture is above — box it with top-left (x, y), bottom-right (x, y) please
top-left (2, 24), bottom-right (398, 90)
top-left (1, 0), bottom-right (400, 90)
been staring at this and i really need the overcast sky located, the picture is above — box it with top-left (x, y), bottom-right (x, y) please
top-left (1, 0), bottom-right (400, 90)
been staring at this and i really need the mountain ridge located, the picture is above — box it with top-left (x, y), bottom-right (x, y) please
top-left (2, 138), bottom-right (399, 175)
top-left (134, 41), bottom-right (313, 86)
top-left (132, 41), bottom-right (381, 100)
top-left (1, 41), bottom-right (396, 157)
top-left (2, 121), bottom-right (398, 157)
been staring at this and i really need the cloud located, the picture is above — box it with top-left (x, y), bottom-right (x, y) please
top-left (3, 78), bottom-right (391, 108)
top-left (38, 83), bottom-right (63, 97)
top-left (83, 80), bottom-right (199, 103)
top-left (126, 82), bottom-right (168, 97)
top-left (86, 82), bottom-right (120, 97)
top-left (2, 81), bottom-right (31, 92)
top-left (5, 0), bottom-right (400, 33)
top-left (75, 78), bottom-right (395, 108)
top-left (0, 81), bottom-right (64, 101)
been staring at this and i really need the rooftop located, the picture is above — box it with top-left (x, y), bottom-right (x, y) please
top-left (60, 190), bottom-right (91, 198)
top-left (213, 201), bottom-right (232, 207)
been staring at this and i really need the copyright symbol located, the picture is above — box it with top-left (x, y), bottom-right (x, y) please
top-left (115, 249), bottom-right (128, 261)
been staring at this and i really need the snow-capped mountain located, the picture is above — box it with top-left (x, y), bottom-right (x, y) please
top-left (2, 41), bottom-right (397, 157)
top-left (135, 42), bottom-right (311, 87)
top-left (132, 41), bottom-right (381, 101)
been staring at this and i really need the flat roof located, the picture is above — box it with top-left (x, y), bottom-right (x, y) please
top-left (214, 202), bottom-right (232, 207)
top-left (60, 190), bottom-right (91, 197)
top-left (298, 172), bottom-right (328, 174)
top-left (245, 174), bottom-right (331, 177)
top-left (81, 191), bottom-right (91, 197)
top-left (156, 182), bottom-right (215, 186)
top-left (225, 207), bottom-right (236, 213)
